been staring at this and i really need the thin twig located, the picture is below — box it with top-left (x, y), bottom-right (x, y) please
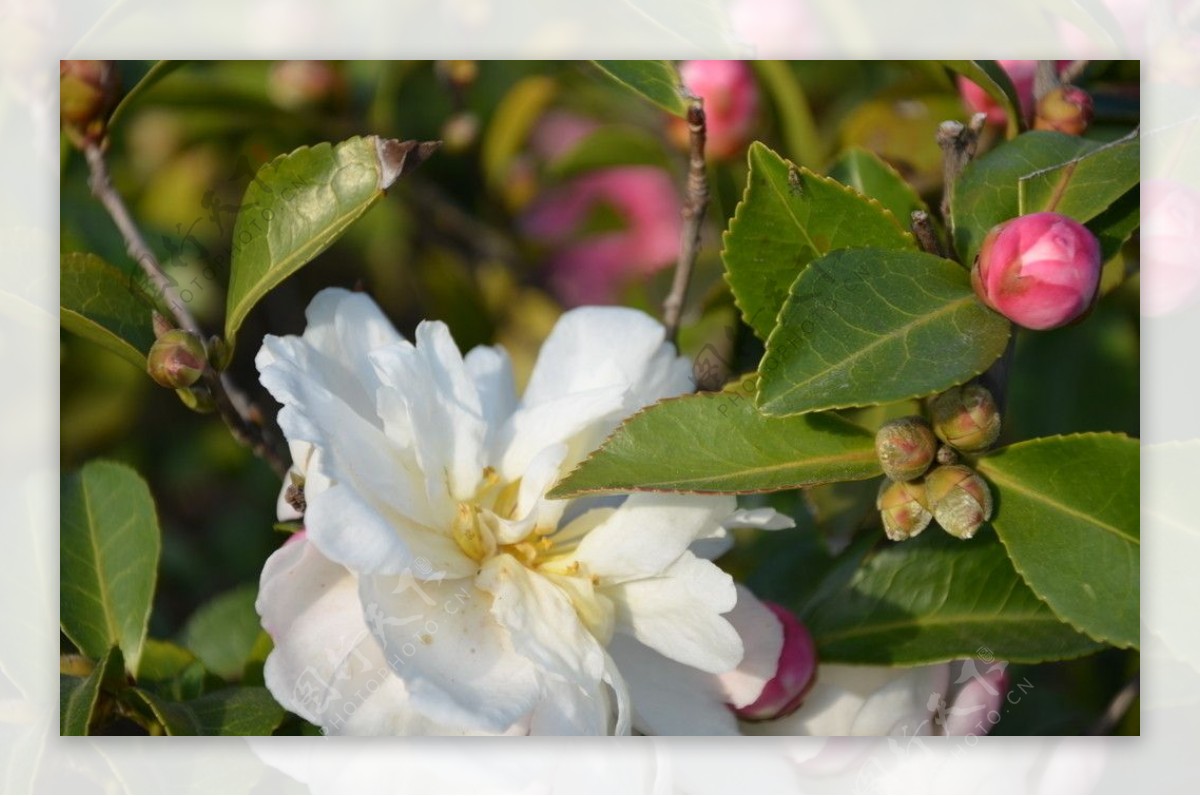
top-left (910, 210), bottom-right (944, 257)
top-left (85, 142), bottom-right (289, 478)
top-left (1034, 60), bottom-right (1061, 102)
top-left (936, 113), bottom-right (986, 255)
top-left (1090, 674), bottom-right (1139, 735)
top-left (662, 101), bottom-right (708, 347)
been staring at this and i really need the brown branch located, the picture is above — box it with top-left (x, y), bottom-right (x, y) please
top-left (85, 142), bottom-right (289, 478)
top-left (936, 113), bottom-right (986, 255)
top-left (662, 101), bottom-right (709, 347)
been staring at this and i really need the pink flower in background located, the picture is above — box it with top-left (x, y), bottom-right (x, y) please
top-left (958, 60), bottom-right (1039, 125)
top-left (972, 211), bottom-right (1102, 330)
top-left (522, 166), bottom-right (681, 307)
top-left (1142, 179), bottom-right (1200, 316)
top-left (677, 60), bottom-right (760, 160)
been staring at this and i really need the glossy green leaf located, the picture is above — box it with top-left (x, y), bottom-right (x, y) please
top-left (136, 639), bottom-right (198, 682)
top-left (723, 142), bottom-right (916, 341)
top-left (952, 131), bottom-right (1103, 265)
top-left (592, 60), bottom-right (689, 117)
top-left (181, 584), bottom-right (264, 681)
top-left (1018, 129), bottom-right (1140, 221)
top-left (549, 390), bottom-right (880, 497)
top-left (225, 136), bottom-right (436, 349)
top-left (977, 433), bottom-right (1139, 648)
top-left (826, 146), bottom-right (928, 226)
top-left (109, 61), bottom-right (187, 130)
top-left (940, 60), bottom-right (1024, 138)
top-left (804, 532), bottom-right (1105, 665)
top-left (60, 461), bottom-right (161, 673)
top-left (60, 252), bottom-right (158, 368)
top-left (1088, 187), bottom-right (1140, 266)
top-left (757, 248), bottom-right (1011, 416)
top-left (126, 686), bottom-right (285, 736)
top-left (60, 647), bottom-right (124, 736)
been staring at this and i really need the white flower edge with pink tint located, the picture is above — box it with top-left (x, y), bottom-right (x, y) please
top-left (254, 288), bottom-right (793, 735)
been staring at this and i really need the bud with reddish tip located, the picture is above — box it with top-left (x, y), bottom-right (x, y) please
top-left (929, 384), bottom-right (1001, 453)
top-left (877, 478), bottom-right (933, 542)
top-left (875, 416), bottom-right (937, 482)
top-left (1034, 85), bottom-right (1094, 136)
top-left (736, 603), bottom-right (817, 721)
top-left (60, 60), bottom-right (120, 145)
top-left (926, 465), bottom-right (993, 540)
top-left (147, 329), bottom-right (207, 389)
top-left (972, 212), bottom-right (1102, 330)
top-left (673, 60), bottom-right (759, 160)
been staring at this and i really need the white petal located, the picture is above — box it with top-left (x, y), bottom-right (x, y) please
top-left (717, 585), bottom-right (784, 709)
top-left (526, 677), bottom-right (612, 735)
top-left (463, 345), bottom-right (517, 456)
top-left (256, 536), bottom-right (469, 735)
top-left (605, 551), bottom-right (742, 674)
top-left (574, 493), bottom-right (735, 582)
top-left (498, 306), bottom-right (693, 478)
top-left (299, 447), bottom-right (475, 579)
top-left (476, 554), bottom-right (607, 685)
top-left (358, 570), bottom-right (542, 733)
top-left (370, 321), bottom-right (487, 509)
top-left (260, 340), bottom-right (457, 574)
top-left (608, 633), bottom-right (739, 736)
top-left (724, 507), bottom-right (796, 531)
top-left (744, 664), bottom-right (950, 736)
top-left (522, 306), bottom-right (692, 409)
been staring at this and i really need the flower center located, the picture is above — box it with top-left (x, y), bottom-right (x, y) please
top-left (449, 466), bottom-right (614, 643)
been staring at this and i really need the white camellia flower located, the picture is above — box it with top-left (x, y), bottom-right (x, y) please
top-left (254, 288), bottom-right (792, 735)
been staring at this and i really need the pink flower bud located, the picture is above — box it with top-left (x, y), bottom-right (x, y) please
top-left (735, 602), bottom-right (817, 721)
top-left (675, 60), bottom-right (759, 160)
top-left (972, 211), bottom-right (1102, 330)
top-left (958, 60), bottom-right (1039, 126)
top-left (941, 660), bottom-right (1009, 736)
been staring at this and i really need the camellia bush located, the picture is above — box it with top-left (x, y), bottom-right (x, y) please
top-left (59, 59), bottom-right (1139, 736)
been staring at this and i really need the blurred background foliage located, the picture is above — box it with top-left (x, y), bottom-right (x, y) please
top-left (60, 60), bottom-right (1140, 735)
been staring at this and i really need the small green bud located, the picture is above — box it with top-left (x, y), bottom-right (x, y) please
top-left (60, 60), bottom-right (120, 145)
top-left (877, 478), bottom-right (933, 542)
top-left (175, 385), bottom-right (216, 414)
top-left (147, 329), bottom-right (207, 389)
top-left (874, 416), bottom-right (937, 482)
top-left (925, 465), bottom-right (993, 540)
top-left (929, 384), bottom-right (1001, 452)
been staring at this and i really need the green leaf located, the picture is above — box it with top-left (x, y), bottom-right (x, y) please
top-left (482, 75), bottom-right (558, 194)
top-left (60, 647), bottom-right (124, 736)
top-left (547, 126), bottom-right (669, 179)
top-left (180, 584), bottom-right (264, 681)
top-left (826, 146), bottom-right (928, 226)
top-left (723, 142), bottom-right (916, 341)
top-left (940, 60), bottom-right (1024, 138)
top-left (109, 61), bottom-right (187, 130)
top-left (136, 639), bottom-right (197, 682)
top-left (1088, 187), bottom-right (1140, 266)
top-left (60, 461), bottom-right (161, 673)
top-left (224, 136), bottom-right (437, 349)
top-left (1018, 129), bottom-right (1140, 221)
top-left (60, 252), bottom-right (158, 368)
top-left (592, 60), bottom-right (689, 117)
top-left (756, 248), bottom-right (1012, 416)
top-left (952, 131), bottom-right (1104, 265)
top-left (549, 390), bottom-right (880, 497)
top-left (126, 686), bottom-right (285, 736)
top-left (977, 433), bottom-right (1139, 648)
top-left (804, 532), bottom-right (1105, 665)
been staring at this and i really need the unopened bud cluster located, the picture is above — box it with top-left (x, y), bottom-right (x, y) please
top-left (873, 384), bottom-right (1000, 541)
